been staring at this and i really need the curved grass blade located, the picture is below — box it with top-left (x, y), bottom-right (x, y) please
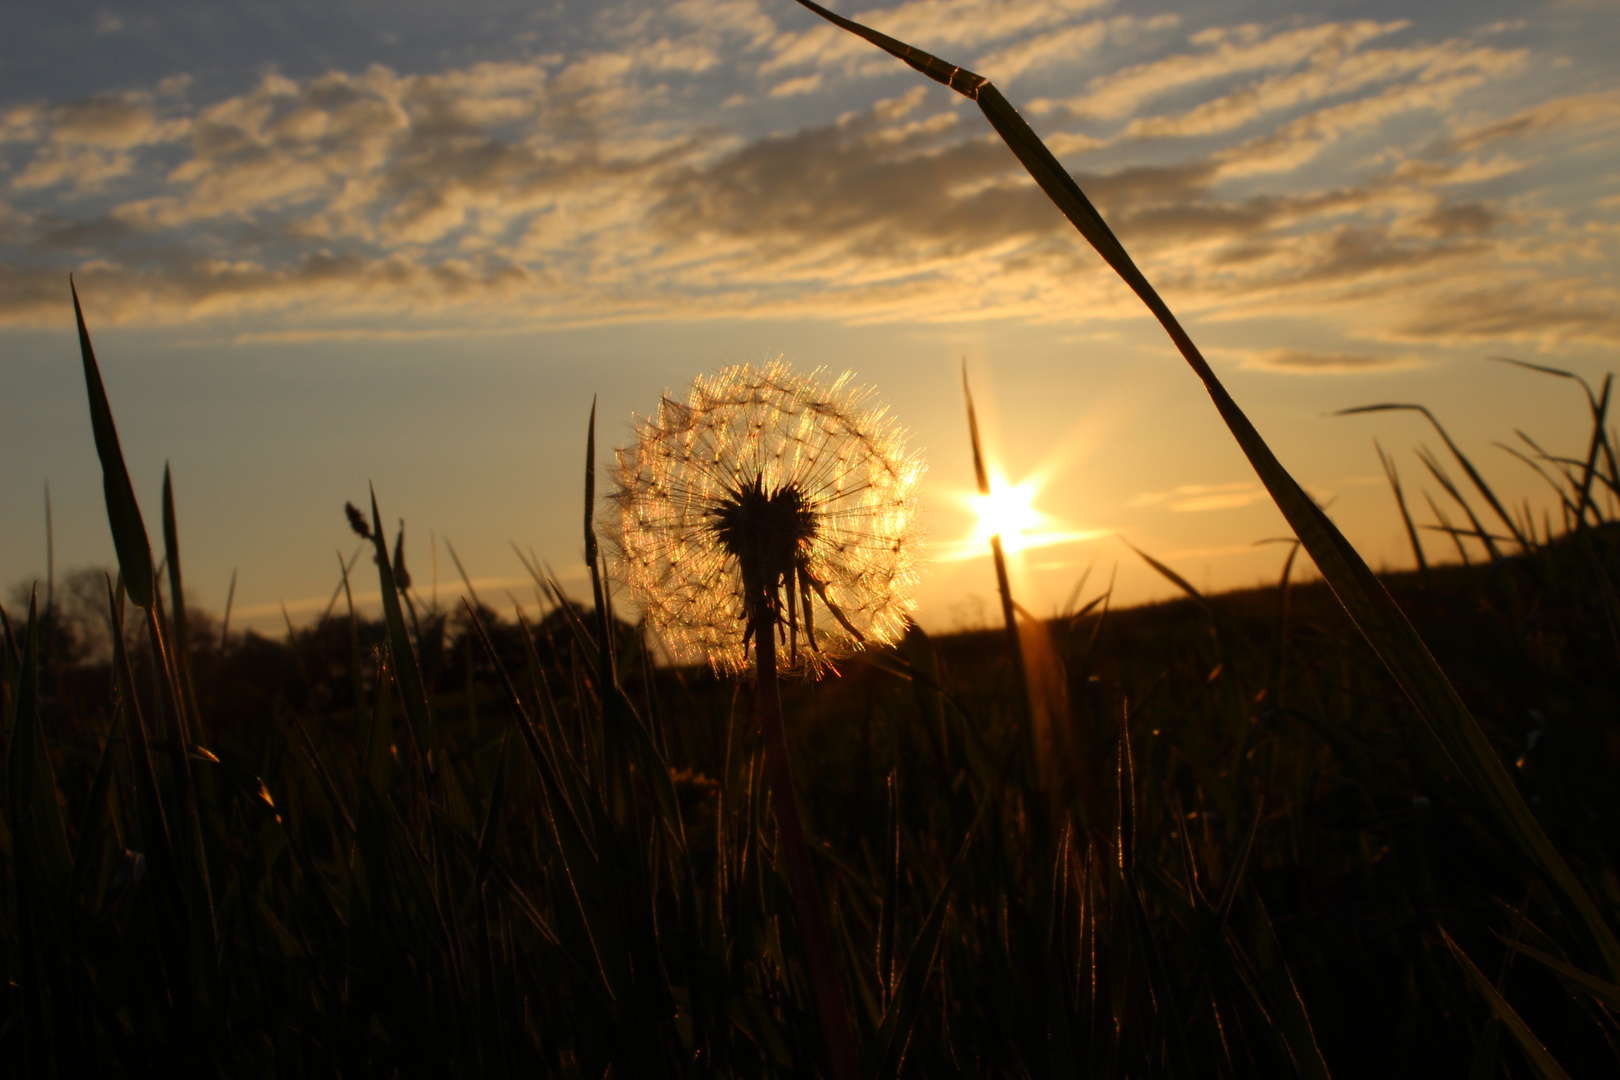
top-left (1495, 935), bottom-right (1620, 1011)
top-left (1120, 535), bottom-right (1213, 617)
top-left (791, 0), bottom-right (1620, 979)
top-left (71, 279), bottom-right (153, 609)
top-left (1376, 440), bottom-right (1429, 584)
top-left (1443, 927), bottom-right (1572, 1080)
top-left (1176, 798), bottom-right (1262, 1025)
top-left (1241, 885), bottom-right (1332, 1080)
top-left (1415, 446), bottom-right (1500, 561)
top-left (1490, 356), bottom-right (1619, 502)
top-left (1338, 404), bottom-right (1526, 550)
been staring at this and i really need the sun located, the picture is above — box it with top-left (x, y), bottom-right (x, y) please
top-left (971, 474), bottom-right (1043, 553)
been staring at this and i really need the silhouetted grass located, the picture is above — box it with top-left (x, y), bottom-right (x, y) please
top-left (6, 11), bottom-right (1620, 1071)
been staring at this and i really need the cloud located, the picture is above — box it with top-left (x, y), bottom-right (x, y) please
top-left (769, 73), bottom-right (822, 97)
top-left (49, 96), bottom-right (170, 148)
top-left (1041, 20), bottom-right (1412, 121)
top-left (976, 15), bottom-right (1179, 81)
top-left (0, 12), bottom-right (1614, 352)
top-left (1130, 483), bottom-right (1268, 512)
top-left (764, 0), bottom-right (1113, 76)
top-left (1448, 90), bottom-right (1620, 152)
top-left (1215, 347), bottom-right (1420, 373)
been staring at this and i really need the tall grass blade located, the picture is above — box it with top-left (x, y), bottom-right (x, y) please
top-left (1241, 885), bottom-right (1333, 1080)
top-left (71, 279), bottom-right (154, 609)
top-left (161, 464), bottom-right (199, 726)
top-left (792, 0), bottom-right (1620, 979)
top-left (1339, 404), bottom-right (1526, 550)
top-left (465, 602), bottom-right (622, 1004)
top-left (866, 809), bottom-right (979, 1080)
top-left (1376, 441), bottom-right (1428, 584)
top-left (1423, 491), bottom-right (1472, 565)
top-left (1496, 936), bottom-right (1620, 1010)
top-left (1493, 441), bottom-right (1575, 518)
top-left (6, 594), bottom-right (48, 1077)
top-left (473, 730), bottom-right (511, 895)
top-left (1491, 356), bottom-right (1620, 504)
top-left (1416, 446), bottom-right (1501, 560)
top-left (1442, 927), bottom-right (1572, 1080)
top-left (962, 366), bottom-right (1036, 778)
top-left (1121, 535), bottom-right (1212, 617)
top-left (584, 399), bottom-right (616, 703)
top-left (368, 491), bottom-right (434, 758)
top-left (1176, 798), bottom-right (1261, 1024)
top-left (219, 567), bottom-right (237, 651)
top-left (444, 537), bottom-right (483, 612)
top-left (70, 709), bottom-right (123, 902)
top-left (876, 772), bottom-right (900, 1012)
top-left (43, 482), bottom-right (54, 634)
top-left (143, 599), bottom-right (218, 960)
top-left (7, 591), bottom-right (73, 888)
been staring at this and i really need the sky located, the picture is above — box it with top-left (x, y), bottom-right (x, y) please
top-left (2, 0), bottom-right (1618, 637)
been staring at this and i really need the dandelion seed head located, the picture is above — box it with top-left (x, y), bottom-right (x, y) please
top-left (610, 361), bottom-right (925, 675)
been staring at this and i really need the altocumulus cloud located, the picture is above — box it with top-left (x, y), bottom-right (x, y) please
top-left (0, 0), bottom-right (1616, 350)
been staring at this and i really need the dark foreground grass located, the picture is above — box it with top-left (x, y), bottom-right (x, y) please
top-left (4, 476), bottom-right (1620, 1077)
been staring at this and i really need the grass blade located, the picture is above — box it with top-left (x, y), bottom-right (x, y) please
top-left (866, 809), bottom-right (979, 1079)
top-left (1443, 927), bottom-right (1572, 1080)
top-left (1120, 535), bottom-right (1212, 616)
top-left (7, 591), bottom-right (74, 888)
top-left (5, 592), bottom-right (49, 1075)
top-left (161, 464), bottom-right (199, 726)
top-left (72, 279), bottom-right (154, 609)
top-left (1338, 404), bottom-right (1526, 550)
top-left (962, 367), bottom-right (1036, 780)
top-left (1377, 440), bottom-right (1429, 584)
top-left (473, 730), bottom-right (511, 895)
top-left (1496, 935), bottom-right (1620, 1011)
top-left (70, 708), bottom-right (124, 903)
top-left (464, 602), bottom-right (623, 1004)
top-left (368, 490), bottom-right (434, 759)
top-left (1241, 885), bottom-right (1333, 1080)
top-left (219, 567), bottom-right (237, 651)
top-left (1415, 446), bottom-right (1501, 560)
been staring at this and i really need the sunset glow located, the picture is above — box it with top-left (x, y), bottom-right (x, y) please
top-left (972, 475), bottom-right (1041, 551)
top-left (1, 1), bottom-right (1616, 630)
top-left (947, 471), bottom-right (1104, 563)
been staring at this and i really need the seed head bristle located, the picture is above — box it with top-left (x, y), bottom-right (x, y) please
top-left (609, 360), bottom-right (924, 674)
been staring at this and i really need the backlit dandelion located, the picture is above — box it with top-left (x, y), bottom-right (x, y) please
top-left (609, 361), bottom-right (922, 1078)
top-left (610, 360), bottom-right (924, 674)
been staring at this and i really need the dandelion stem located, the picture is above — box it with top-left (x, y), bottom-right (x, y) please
top-left (752, 602), bottom-right (860, 1080)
